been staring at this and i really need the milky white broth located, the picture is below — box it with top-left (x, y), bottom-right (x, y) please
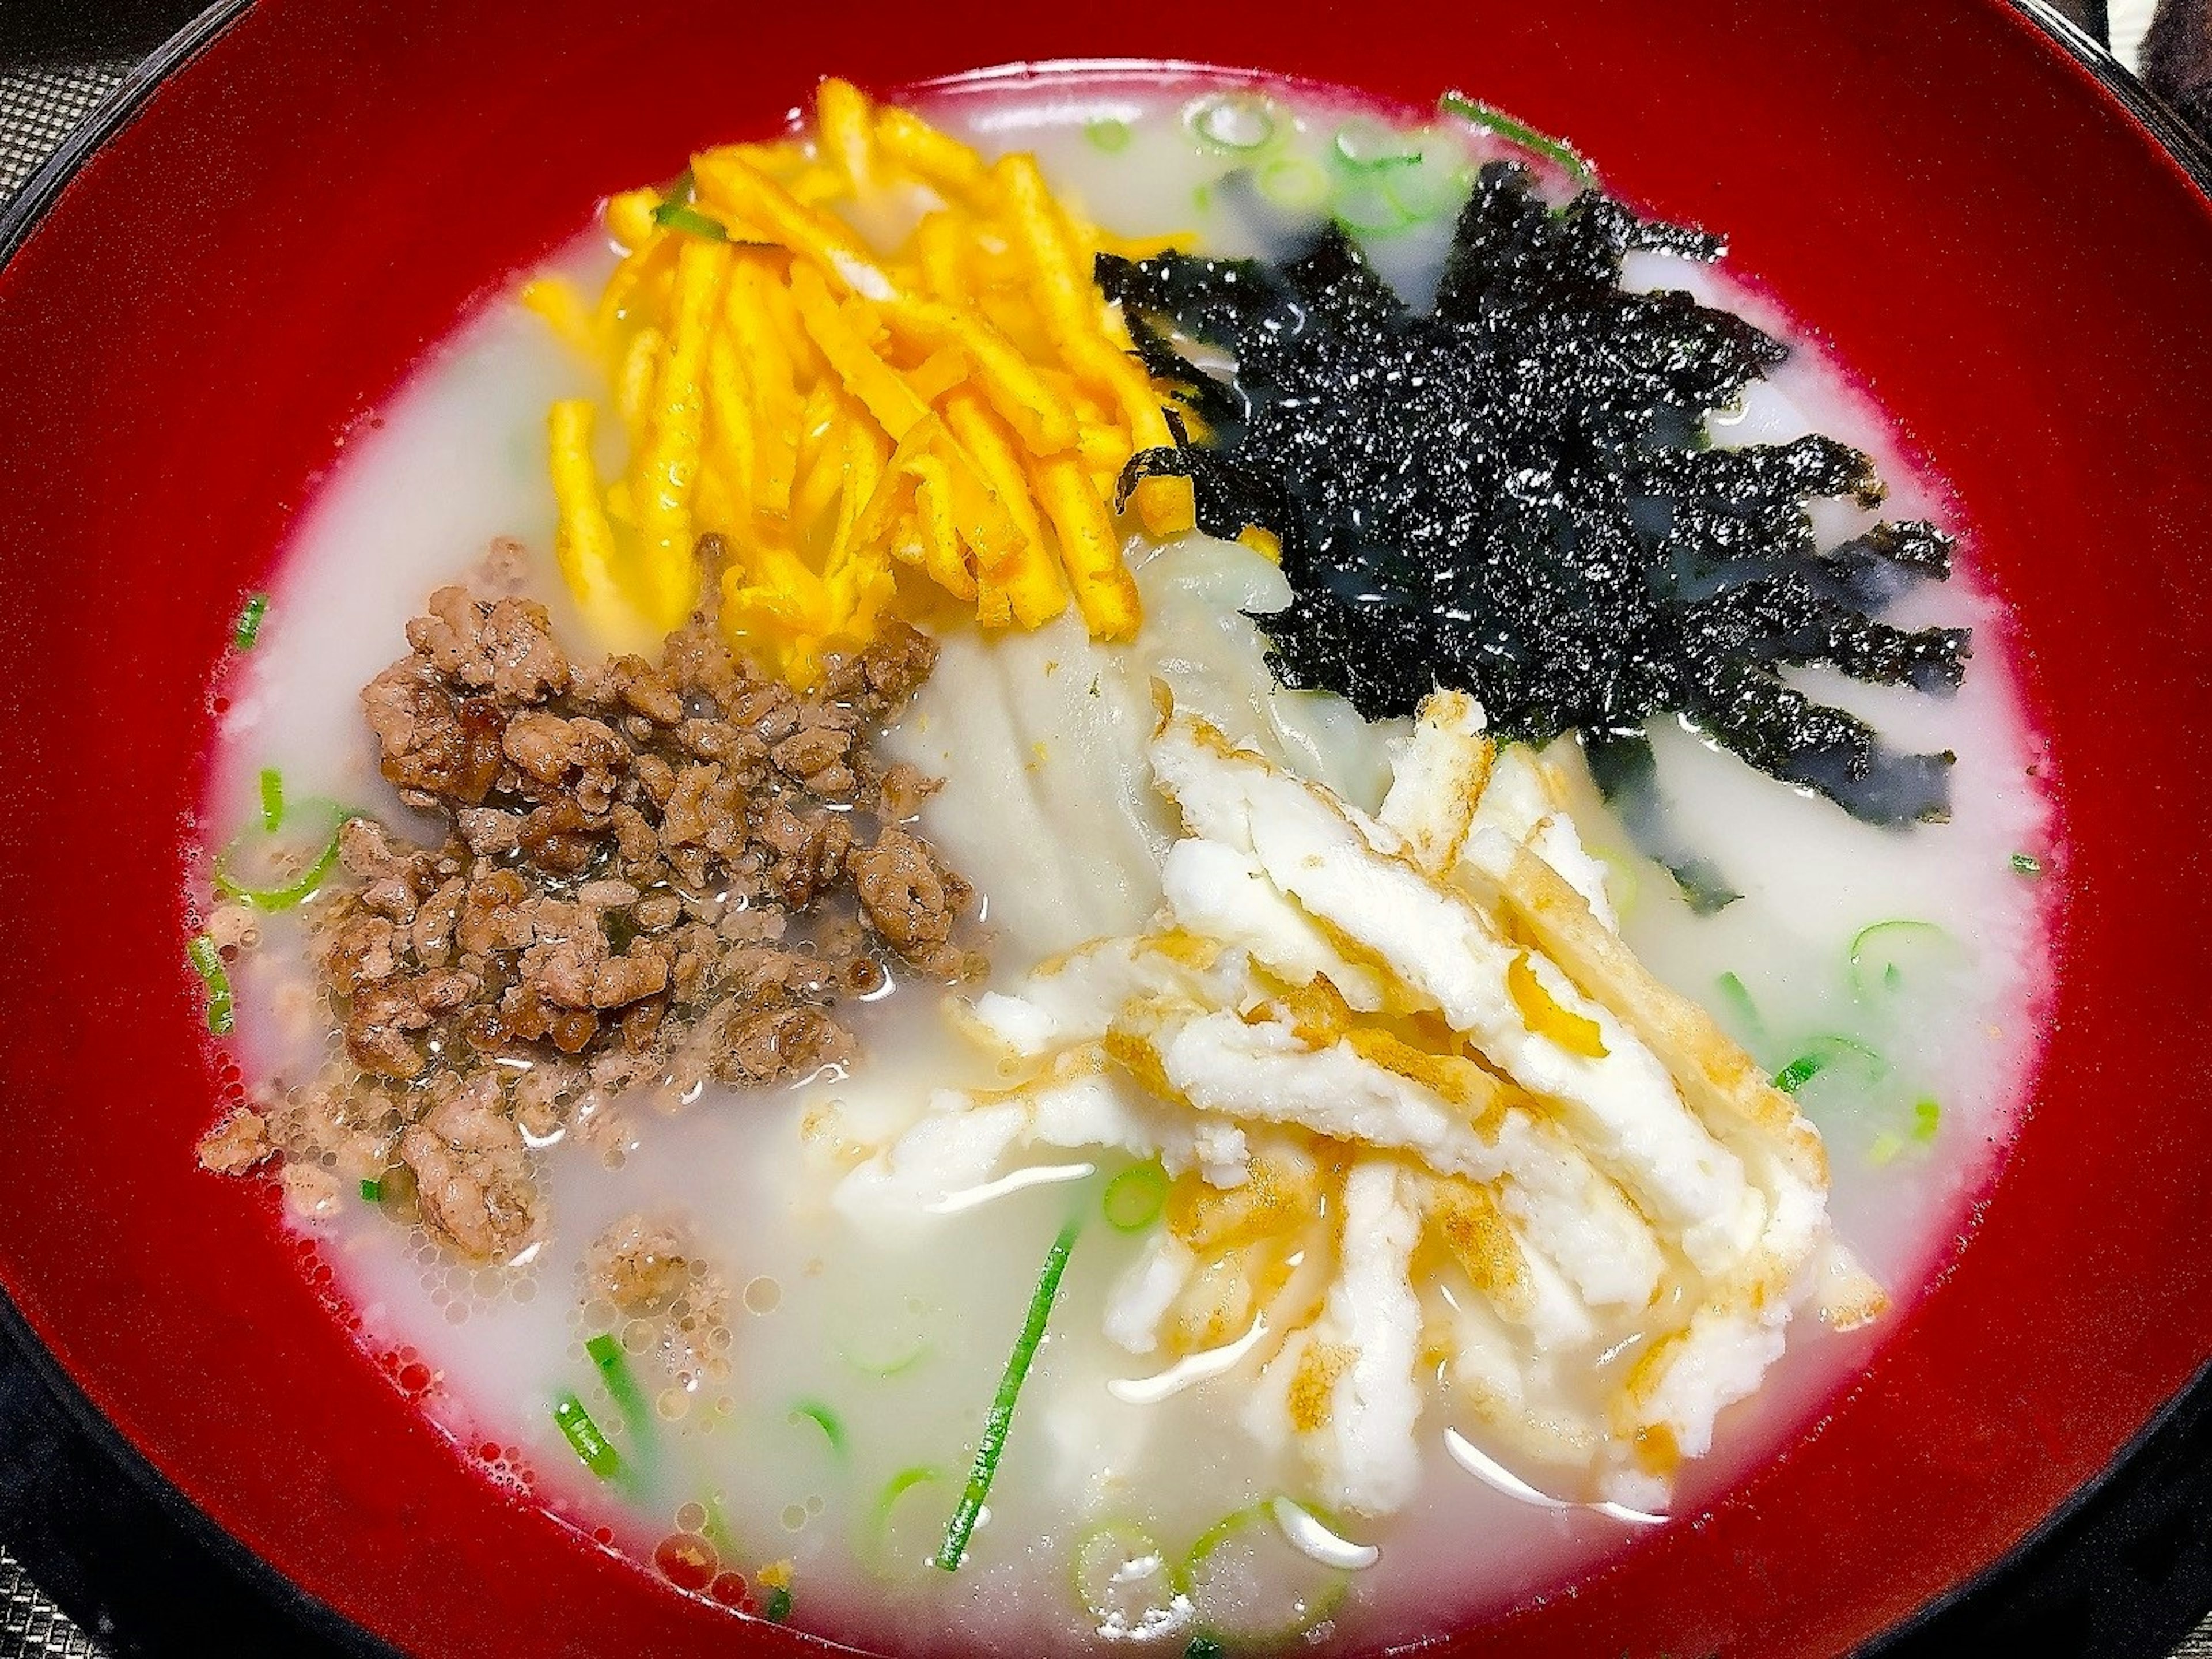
top-left (202, 72), bottom-right (2053, 1656)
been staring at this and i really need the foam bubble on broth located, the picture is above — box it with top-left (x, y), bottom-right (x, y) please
top-left (199, 69), bottom-right (2052, 1656)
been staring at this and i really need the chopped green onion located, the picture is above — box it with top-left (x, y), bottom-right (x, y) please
top-left (552, 1391), bottom-right (623, 1480)
top-left (213, 802), bottom-right (365, 911)
top-left (790, 1399), bottom-right (848, 1455)
top-left (862, 1464), bottom-right (944, 1575)
top-left (654, 202), bottom-right (731, 241)
top-left (1332, 118), bottom-right (1422, 171)
top-left (700, 1492), bottom-right (738, 1558)
top-left (257, 767), bottom-right (285, 834)
top-left (1332, 177), bottom-right (1414, 235)
top-left (1187, 92), bottom-right (1277, 153)
top-left (1869, 1130), bottom-right (1905, 1168)
top-left (1912, 1097), bottom-right (1942, 1142)
top-left (185, 934), bottom-right (234, 1035)
top-left (1186, 1642), bottom-right (1226, 1659)
top-left (763, 1585), bottom-right (794, 1622)
top-left (1181, 1500), bottom-right (1349, 1643)
top-left (586, 1333), bottom-right (654, 1438)
top-left (1772, 1034), bottom-right (1886, 1095)
top-left (2011, 852), bottom-right (2044, 876)
top-left (1438, 90), bottom-right (1596, 190)
top-left (1085, 118), bottom-right (1133, 154)
top-left (359, 1178), bottom-right (382, 1203)
top-left (1714, 971), bottom-right (1764, 1046)
top-left (1074, 1522), bottom-right (1181, 1642)
top-left (937, 1217), bottom-right (1081, 1572)
top-left (1255, 156), bottom-right (1332, 214)
top-left (1772, 1053), bottom-right (1823, 1094)
top-left (1848, 919), bottom-right (1961, 1001)
top-left (1103, 1163), bottom-right (1171, 1233)
top-left (232, 592), bottom-right (268, 650)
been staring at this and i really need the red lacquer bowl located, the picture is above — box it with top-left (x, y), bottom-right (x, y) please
top-left (5, 1), bottom-right (2212, 1654)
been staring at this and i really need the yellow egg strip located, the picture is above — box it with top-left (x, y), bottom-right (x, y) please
top-left (532, 75), bottom-right (1199, 684)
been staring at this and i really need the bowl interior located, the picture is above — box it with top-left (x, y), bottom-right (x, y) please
top-left (6, 1), bottom-right (2212, 1653)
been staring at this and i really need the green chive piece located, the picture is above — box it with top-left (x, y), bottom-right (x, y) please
top-left (1085, 117), bottom-right (1132, 154)
top-left (1714, 971), bottom-right (1764, 1044)
top-left (257, 767), bottom-right (285, 834)
top-left (1103, 1163), bottom-right (1171, 1233)
top-left (1774, 1033), bottom-right (1888, 1094)
top-left (185, 934), bottom-right (234, 1035)
top-left (359, 1178), bottom-right (382, 1203)
top-left (586, 1333), bottom-right (653, 1437)
top-left (1772, 1052), bottom-right (1825, 1095)
top-left (1912, 1098), bottom-right (1942, 1142)
top-left (1438, 90), bottom-right (1596, 190)
top-left (2011, 852), bottom-right (2044, 876)
top-left (213, 802), bottom-right (365, 911)
top-left (653, 202), bottom-right (730, 241)
top-left (1332, 118), bottom-right (1422, 171)
top-left (1256, 155), bottom-right (1333, 214)
top-left (937, 1218), bottom-right (1081, 1571)
top-left (1186, 1639), bottom-right (1227, 1659)
top-left (1848, 918), bottom-right (1959, 1002)
top-left (764, 1585), bottom-right (794, 1622)
top-left (790, 1399), bottom-right (848, 1455)
top-left (552, 1391), bottom-right (623, 1480)
top-left (233, 592), bottom-right (268, 650)
top-left (700, 1493), bottom-right (738, 1558)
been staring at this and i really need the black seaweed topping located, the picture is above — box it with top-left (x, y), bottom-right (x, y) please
top-left (1101, 162), bottom-right (1968, 836)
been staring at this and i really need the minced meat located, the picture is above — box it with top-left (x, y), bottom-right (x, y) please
top-left (202, 556), bottom-right (982, 1262)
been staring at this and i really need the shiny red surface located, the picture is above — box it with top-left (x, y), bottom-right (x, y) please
top-left (1, 1), bottom-right (2209, 1653)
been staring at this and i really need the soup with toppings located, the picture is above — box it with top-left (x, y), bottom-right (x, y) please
top-left (189, 67), bottom-right (2052, 1657)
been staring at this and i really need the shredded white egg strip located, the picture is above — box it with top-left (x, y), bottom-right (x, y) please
top-left (836, 690), bottom-right (1886, 1516)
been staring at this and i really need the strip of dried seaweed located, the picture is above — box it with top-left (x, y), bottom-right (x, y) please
top-left (1101, 162), bottom-right (1968, 864)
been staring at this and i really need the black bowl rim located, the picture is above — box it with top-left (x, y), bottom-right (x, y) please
top-left (5, 1), bottom-right (2212, 1654)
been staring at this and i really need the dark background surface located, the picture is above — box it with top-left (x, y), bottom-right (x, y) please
top-left (4, 1), bottom-right (2212, 1654)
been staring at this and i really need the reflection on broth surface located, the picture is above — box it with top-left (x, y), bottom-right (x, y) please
top-left (193, 68), bottom-right (2050, 1656)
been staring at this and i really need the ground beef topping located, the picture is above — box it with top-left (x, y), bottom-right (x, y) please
top-left (198, 566), bottom-right (981, 1262)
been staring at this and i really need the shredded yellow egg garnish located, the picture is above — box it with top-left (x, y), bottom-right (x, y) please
top-left (522, 77), bottom-right (1196, 685)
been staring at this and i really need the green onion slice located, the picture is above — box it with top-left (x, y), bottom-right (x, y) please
top-left (1332, 117), bottom-right (1422, 171)
top-left (1332, 177), bottom-right (1415, 236)
top-left (1847, 918), bottom-right (1964, 1002)
top-left (937, 1217), bottom-right (1081, 1571)
top-left (185, 934), bottom-right (234, 1036)
top-left (213, 799), bottom-right (366, 911)
top-left (2010, 851), bottom-right (2044, 876)
top-left (653, 202), bottom-right (732, 241)
top-left (359, 1178), bottom-right (382, 1203)
top-left (1255, 156), bottom-right (1332, 215)
top-left (552, 1391), bottom-right (623, 1481)
top-left (1714, 971), bottom-right (1765, 1048)
top-left (1438, 90), bottom-right (1596, 190)
top-left (257, 767), bottom-right (284, 834)
top-left (700, 1492), bottom-right (738, 1558)
top-left (1180, 1499), bottom-right (1350, 1644)
top-left (859, 1464), bottom-right (944, 1578)
top-left (1187, 92), bottom-right (1277, 153)
top-left (1772, 1034), bottom-right (1887, 1096)
top-left (1103, 1163), bottom-right (1171, 1233)
top-left (1073, 1521), bottom-right (1185, 1643)
top-left (586, 1333), bottom-right (654, 1439)
top-left (233, 592), bottom-right (268, 650)
top-left (763, 1585), bottom-right (794, 1622)
top-left (1912, 1097), bottom-right (1942, 1142)
top-left (1086, 117), bottom-right (1133, 154)
top-left (790, 1398), bottom-right (848, 1455)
